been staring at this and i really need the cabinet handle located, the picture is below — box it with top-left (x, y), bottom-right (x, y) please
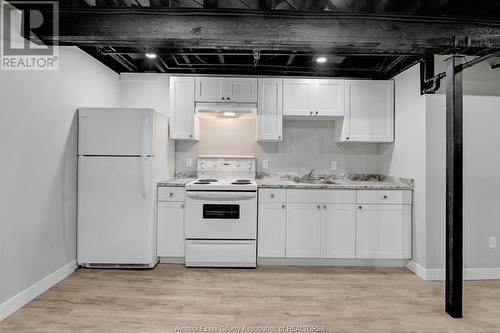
top-left (278, 135), bottom-right (281, 139)
top-left (346, 137), bottom-right (350, 141)
top-left (181, 203), bottom-right (185, 208)
top-left (282, 204), bottom-right (285, 208)
top-left (315, 111), bottom-right (319, 116)
top-left (358, 206), bottom-right (362, 210)
top-left (189, 134), bottom-right (193, 138)
top-left (310, 111), bottom-right (313, 116)
top-left (222, 97), bottom-right (225, 100)
top-left (317, 205), bottom-right (321, 209)
top-left (227, 97), bottom-right (230, 100)
top-left (323, 205), bottom-right (327, 209)
top-left (169, 192), bottom-right (173, 197)
top-left (270, 193), bottom-right (274, 198)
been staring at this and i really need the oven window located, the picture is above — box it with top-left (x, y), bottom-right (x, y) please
top-left (203, 204), bottom-right (240, 219)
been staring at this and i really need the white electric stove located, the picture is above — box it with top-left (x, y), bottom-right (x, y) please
top-left (185, 155), bottom-right (257, 268)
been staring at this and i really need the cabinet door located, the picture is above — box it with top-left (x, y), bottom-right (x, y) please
top-left (195, 77), bottom-right (225, 102)
top-left (157, 201), bottom-right (185, 257)
top-left (286, 203), bottom-right (322, 258)
top-left (313, 80), bottom-right (345, 116)
top-left (355, 204), bottom-right (411, 259)
top-left (257, 78), bottom-right (283, 142)
top-left (226, 78), bottom-right (258, 103)
top-left (169, 77), bottom-right (198, 140)
top-left (258, 202), bottom-right (286, 257)
top-left (321, 204), bottom-right (356, 258)
top-left (343, 80), bottom-right (394, 142)
top-left (283, 79), bottom-right (314, 116)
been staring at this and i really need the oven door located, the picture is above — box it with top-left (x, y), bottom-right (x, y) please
top-left (185, 191), bottom-right (257, 239)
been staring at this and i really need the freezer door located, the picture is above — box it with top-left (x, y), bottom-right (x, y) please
top-left (77, 156), bottom-right (156, 265)
top-left (78, 108), bottom-right (154, 156)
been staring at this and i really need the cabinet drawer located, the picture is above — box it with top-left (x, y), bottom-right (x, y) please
top-left (287, 189), bottom-right (355, 204)
top-left (259, 189), bottom-right (286, 202)
top-left (158, 187), bottom-right (185, 202)
top-left (356, 190), bottom-right (412, 205)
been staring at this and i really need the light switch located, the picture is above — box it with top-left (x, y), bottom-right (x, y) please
top-left (186, 158), bottom-right (192, 168)
top-left (262, 160), bottom-right (269, 169)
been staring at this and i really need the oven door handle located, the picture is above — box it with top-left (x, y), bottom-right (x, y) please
top-left (186, 192), bottom-right (256, 200)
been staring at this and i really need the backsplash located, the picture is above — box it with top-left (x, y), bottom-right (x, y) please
top-left (175, 118), bottom-right (385, 176)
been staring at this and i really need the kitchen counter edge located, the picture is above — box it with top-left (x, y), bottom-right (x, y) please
top-left (157, 179), bottom-right (414, 190)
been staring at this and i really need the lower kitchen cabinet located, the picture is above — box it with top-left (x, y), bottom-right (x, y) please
top-left (322, 204), bottom-right (356, 258)
top-left (257, 202), bottom-right (286, 257)
top-left (157, 201), bottom-right (185, 257)
top-left (286, 203), bottom-right (322, 258)
top-left (355, 204), bottom-right (411, 259)
top-left (285, 203), bottom-right (356, 259)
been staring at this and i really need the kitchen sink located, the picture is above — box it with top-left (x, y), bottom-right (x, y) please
top-left (294, 178), bottom-right (338, 185)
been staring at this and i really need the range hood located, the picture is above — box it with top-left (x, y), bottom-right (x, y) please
top-left (195, 102), bottom-right (257, 119)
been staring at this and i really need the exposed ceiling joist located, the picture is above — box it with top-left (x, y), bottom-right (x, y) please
top-left (32, 8), bottom-right (500, 55)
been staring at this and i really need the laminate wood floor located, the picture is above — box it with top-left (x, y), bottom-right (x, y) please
top-left (2, 264), bottom-right (500, 333)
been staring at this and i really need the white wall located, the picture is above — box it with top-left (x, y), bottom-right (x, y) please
top-left (380, 64), bottom-right (427, 267)
top-left (120, 73), bottom-right (169, 116)
top-left (388, 57), bottom-right (500, 275)
top-left (0, 44), bottom-right (120, 312)
top-left (176, 118), bottom-right (384, 175)
top-left (425, 95), bottom-right (500, 270)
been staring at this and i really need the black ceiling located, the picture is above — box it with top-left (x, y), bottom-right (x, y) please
top-left (16, 0), bottom-right (500, 78)
top-left (80, 47), bottom-right (422, 79)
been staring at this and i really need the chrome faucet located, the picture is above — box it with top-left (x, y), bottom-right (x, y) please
top-left (306, 168), bottom-right (316, 178)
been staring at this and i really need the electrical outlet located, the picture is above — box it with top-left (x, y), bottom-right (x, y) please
top-left (489, 236), bottom-right (497, 249)
top-left (262, 160), bottom-right (269, 169)
top-left (186, 158), bottom-right (192, 168)
top-left (331, 161), bottom-right (337, 171)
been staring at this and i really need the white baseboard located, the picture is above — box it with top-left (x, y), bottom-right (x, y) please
top-left (407, 260), bottom-right (500, 281)
top-left (0, 260), bottom-right (77, 321)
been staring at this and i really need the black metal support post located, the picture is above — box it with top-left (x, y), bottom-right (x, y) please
top-left (445, 55), bottom-right (464, 319)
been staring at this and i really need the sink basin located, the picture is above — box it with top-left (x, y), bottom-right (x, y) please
top-left (294, 178), bottom-right (337, 185)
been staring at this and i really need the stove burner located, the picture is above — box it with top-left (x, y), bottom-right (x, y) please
top-left (231, 179), bottom-right (252, 185)
top-left (193, 178), bottom-right (218, 185)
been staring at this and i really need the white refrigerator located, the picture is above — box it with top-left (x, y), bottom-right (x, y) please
top-left (77, 108), bottom-right (174, 268)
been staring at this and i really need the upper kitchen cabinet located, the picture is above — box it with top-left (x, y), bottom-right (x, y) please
top-left (283, 79), bottom-right (313, 116)
top-left (283, 79), bottom-right (344, 117)
top-left (313, 80), bottom-right (345, 116)
top-left (169, 76), bottom-right (199, 140)
top-left (195, 77), bottom-right (257, 103)
top-left (257, 78), bottom-right (283, 142)
top-left (338, 80), bottom-right (394, 143)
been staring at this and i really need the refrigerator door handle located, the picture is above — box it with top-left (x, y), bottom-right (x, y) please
top-left (138, 113), bottom-right (148, 199)
top-left (141, 112), bottom-right (148, 157)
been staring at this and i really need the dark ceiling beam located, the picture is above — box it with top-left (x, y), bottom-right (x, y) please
top-left (100, 51), bottom-right (418, 56)
top-left (33, 8), bottom-right (500, 55)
